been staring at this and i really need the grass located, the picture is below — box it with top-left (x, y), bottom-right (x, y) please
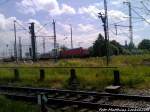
top-left (0, 96), bottom-right (39, 112)
top-left (0, 54), bottom-right (149, 90)
top-left (0, 95), bottom-right (94, 112)
top-left (0, 54), bottom-right (149, 111)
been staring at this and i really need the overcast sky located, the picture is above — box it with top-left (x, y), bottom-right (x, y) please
top-left (0, 0), bottom-right (150, 56)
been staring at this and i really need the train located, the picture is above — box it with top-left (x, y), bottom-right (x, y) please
top-left (39, 47), bottom-right (89, 60)
top-left (60, 47), bottom-right (89, 58)
top-left (2, 47), bottom-right (89, 62)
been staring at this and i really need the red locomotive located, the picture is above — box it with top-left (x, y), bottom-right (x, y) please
top-left (39, 47), bottom-right (89, 59)
top-left (60, 47), bottom-right (89, 58)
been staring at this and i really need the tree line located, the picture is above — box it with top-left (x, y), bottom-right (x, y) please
top-left (88, 33), bottom-right (150, 57)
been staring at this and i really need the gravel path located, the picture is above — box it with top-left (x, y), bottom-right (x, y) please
top-left (124, 89), bottom-right (150, 96)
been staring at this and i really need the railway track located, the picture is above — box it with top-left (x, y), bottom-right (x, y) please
top-left (0, 85), bottom-right (150, 111)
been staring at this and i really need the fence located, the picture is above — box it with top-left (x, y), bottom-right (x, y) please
top-left (0, 66), bottom-right (120, 89)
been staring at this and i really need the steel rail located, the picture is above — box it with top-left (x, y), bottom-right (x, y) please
top-left (1, 93), bottom-right (141, 111)
top-left (0, 85), bottom-right (150, 101)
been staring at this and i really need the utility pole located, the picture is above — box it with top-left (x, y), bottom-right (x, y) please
top-left (19, 37), bottom-right (22, 60)
top-left (52, 19), bottom-right (57, 62)
top-left (125, 40), bottom-right (128, 48)
top-left (124, 1), bottom-right (134, 46)
top-left (29, 22), bottom-right (37, 62)
top-left (98, 0), bottom-right (110, 66)
top-left (9, 45), bottom-right (13, 57)
top-left (70, 24), bottom-right (73, 49)
top-left (6, 44), bottom-right (9, 57)
top-left (29, 47), bottom-right (32, 58)
top-left (14, 20), bottom-right (18, 62)
top-left (104, 0), bottom-right (110, 66)
top-left (114, 24), bottom-right (118, 36)
top-left (43, 37), bottom-right (46, 54)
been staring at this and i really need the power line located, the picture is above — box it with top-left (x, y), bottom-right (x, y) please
top-left (117, 28), bottom-right (129, 35)
top-left (115, 24), bottom-right (129, 27)
top-left (110, 27), bottom-right (129, 38)
top-left (132, 6), bottom-right (144, 10)
top-left (112, 19), bottom-right (145, 30)
top-left (123, 16), bottom-right (144, 19)
top-left (110, 18), bottom-right (144, 38)
top-left (15, 21), bottom-right (28, 31)
top-left (110, 24), bottom-right (129, 37)
top-left (110, 29), bottom-right (116, 36)
top-left (109, 20), bottom-right (127, 26)
top-left (140, 1), bottom-right (150, 14)
top-left (0, 29), bottom-right (27, 32)
top-left (36, 22), bottom-right (50, 34)
top-left (132, 19), bottom-right (146, 24)
top-left (131, 7), bottom-right (150, 24)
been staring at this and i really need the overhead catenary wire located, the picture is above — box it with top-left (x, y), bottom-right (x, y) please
top-left (122, 16), bottom-right (144, 19)
top-left (132, 6), bottom-right (144, 10)
top-left (109, 20), bottom-right (127, 26)
top-left (15, 21), bottom-right (28, 31)
top-left (13, 21), bottom-right (31, 40)
top-left (140, 1), bottom-right (150, 14)
top-left (35, 22), bottom-right (50, 34)
top-left (110, 20), bottom-right (144, 38)
top-left (110, 29), bottom-right (116, 35)
top-left (131, 7), bottom-right (150, 24)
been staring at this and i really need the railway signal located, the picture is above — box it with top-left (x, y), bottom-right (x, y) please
top-left (29, 22), bottom-right (37, 62)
